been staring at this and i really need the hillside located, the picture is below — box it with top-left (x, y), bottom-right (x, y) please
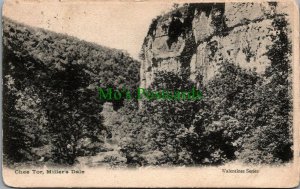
top-left (3, 17), bottom-right (140, 165)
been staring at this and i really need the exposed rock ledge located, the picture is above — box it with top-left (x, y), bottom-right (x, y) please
top-left (139, 2), bottom-right (290, 88)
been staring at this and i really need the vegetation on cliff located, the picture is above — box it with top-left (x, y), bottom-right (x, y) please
top-left (115, 4), bottom-right (293, 166)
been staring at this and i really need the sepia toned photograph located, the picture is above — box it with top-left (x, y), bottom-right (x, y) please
top-left (2, 0), bottom-right (299, 187)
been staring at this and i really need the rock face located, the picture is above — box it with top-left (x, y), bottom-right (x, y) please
top-left (140, 2), bottom-right (290, 88)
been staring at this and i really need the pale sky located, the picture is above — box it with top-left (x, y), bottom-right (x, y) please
top-left (3, 0), bottom-right (173, 59)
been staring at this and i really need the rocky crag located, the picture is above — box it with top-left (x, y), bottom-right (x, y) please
top-left (140, 2), bottom-right (290, 88)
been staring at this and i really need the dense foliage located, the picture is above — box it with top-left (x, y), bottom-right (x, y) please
top-left (3, 18), bottom-right (140, 165)
top-left (116, 72), bottom-right (201, 166)
top-left (117, 57), bottom-right (292, 166)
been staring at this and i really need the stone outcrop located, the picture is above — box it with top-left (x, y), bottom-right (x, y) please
top-left (140, 2), bottom-right (290, 88)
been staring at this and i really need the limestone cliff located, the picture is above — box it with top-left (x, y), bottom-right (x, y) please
top-left (140, 2), bottom-right (291, 88)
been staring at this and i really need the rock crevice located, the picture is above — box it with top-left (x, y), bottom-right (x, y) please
top-left (140, 2), bottom-right (290, 88)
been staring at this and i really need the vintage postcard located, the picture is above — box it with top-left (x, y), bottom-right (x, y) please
top-left (2, 0), bottom-right (300, 187)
